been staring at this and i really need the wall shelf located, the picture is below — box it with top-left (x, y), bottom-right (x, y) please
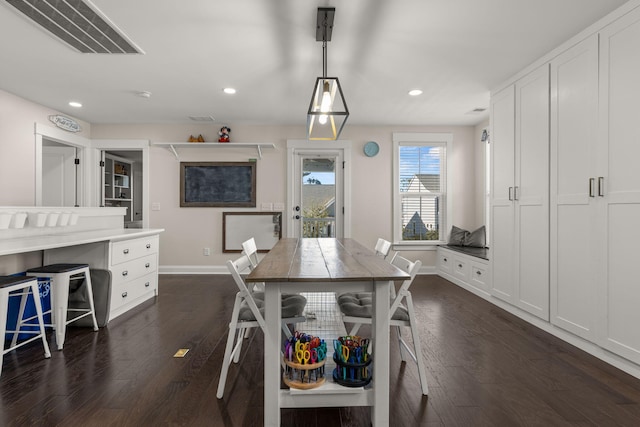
top-left (153, 142), bottom-right (275, 160)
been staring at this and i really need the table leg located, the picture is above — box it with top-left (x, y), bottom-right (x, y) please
top-left (372, 279), bottom-right (391, 426)
top-left (264, 282), bottom-right (282, 426)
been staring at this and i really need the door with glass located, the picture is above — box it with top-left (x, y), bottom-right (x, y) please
top-left (293, 151), bottom-right (343, 238)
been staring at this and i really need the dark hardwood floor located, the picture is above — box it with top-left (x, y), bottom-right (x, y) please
top-left (2, 274), bottom-right (640, 426)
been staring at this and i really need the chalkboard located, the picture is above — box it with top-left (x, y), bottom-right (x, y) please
top-left (223, 212), bottom-right (282, 252)
top-left (180, 162), bottom-right (256, 207)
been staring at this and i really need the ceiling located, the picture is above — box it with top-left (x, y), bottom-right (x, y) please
top-left (0, 0), bottom-right (629, 128)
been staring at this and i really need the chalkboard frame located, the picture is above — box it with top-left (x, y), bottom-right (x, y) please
top-left (180, 161), bottom-right (256, 207)
top-left (223, 212), bottom-right (282, 252)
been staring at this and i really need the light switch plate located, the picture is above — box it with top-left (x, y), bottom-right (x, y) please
top-left (261, 203), bottom-right (273, 211)
top-left (273, 203), bottom-right (285, 211)
top-left (151, 202), bottom-right (160, 211)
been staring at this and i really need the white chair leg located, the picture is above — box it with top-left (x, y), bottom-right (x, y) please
top-left (406, 293), bottom-right (428, 396)
top-left (396, 325), bottom-right (407, 362)
top-left (232, 328), bottom-right (245, 364)
top-left (217, 295), bottom-right (242, 399)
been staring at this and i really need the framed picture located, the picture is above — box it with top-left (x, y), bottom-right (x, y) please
top-left (223, 212), bottom-right (282, 252)
top-left (180, 162), bottom-right (256, 207)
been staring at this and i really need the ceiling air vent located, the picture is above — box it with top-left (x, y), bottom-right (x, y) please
top-left (4, 0), bottom-right (143, 54)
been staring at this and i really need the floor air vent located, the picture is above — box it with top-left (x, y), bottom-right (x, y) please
top-left (5, 0), bottom-right (143, 54)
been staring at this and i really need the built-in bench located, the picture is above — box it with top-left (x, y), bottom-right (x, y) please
top-left (436, 245), bottom-right (490, 297)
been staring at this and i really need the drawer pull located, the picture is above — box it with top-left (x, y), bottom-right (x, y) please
top-left (146, 243), bottom-right (151, 249)
top-left (145, 263), bottom-right (150, 268)
top-left (122, 270), bottom-right (128, 277)
top-left (122, 292), bottom-right (128, 298)
top-left (443, 258), bottom-right (447, 262)
top-left (145, 282), bottom-right (150, 287)
top-left (458, 264), bottom-right (463, 268)
top-left (123, 249), bottom-right (129, 254)
top-left (476, 271), bottom-right (482, 275)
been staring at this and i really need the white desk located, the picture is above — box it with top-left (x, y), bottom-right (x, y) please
top-left (246, 238), bottom-right (409, 426)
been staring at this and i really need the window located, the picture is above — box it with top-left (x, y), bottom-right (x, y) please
top-left (393, 133), bottom-right (452, 247)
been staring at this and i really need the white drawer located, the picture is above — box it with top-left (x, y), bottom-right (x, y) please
top-left (470, 262), bottom-right (489, 290)
top-left (111, 235), bottom-right (159, 265)
top-left (111, 253), bottom-right (157, 284)
top-left (110, 272), bottom-right (157, 312)
top-left (438, 252), bottom-right (452, 274)
top-left (453, 256), bottom-right (470, 282)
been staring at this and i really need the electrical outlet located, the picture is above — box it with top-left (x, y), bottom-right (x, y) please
top-left (203, 247), bottom-right (210, 256)
top-left (151, 202), bottom-right (161, 211)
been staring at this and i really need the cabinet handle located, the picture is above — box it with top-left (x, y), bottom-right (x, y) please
top-left (598, 177), bottom-right (604, 197)
top-left (145, 263), bottom-right (150, 268)
top-left (443, 258), bottom-right (447, 262)
top-left (476, 271), bottom-right (482, 275)
top-left (589, 178), bottom-right (595, 197)
top-left (122, 270), bottom-right (128, 276)
top-left (123, 249), bottom-right (129, 254)
top-left (508, 186), bottom-right (513, 201)
top-left (145, 282), bottom-right (150, 287)
top-left (514, 186), bottom-right (519, 201)
top-left (122, 292), bottom-right (128, 298)
top-left (146, 244), bottom-right (151, 249)
top-left (458, 264), bottom-right (463, 268)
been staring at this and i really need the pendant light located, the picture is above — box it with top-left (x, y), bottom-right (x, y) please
top-left (307, 7), bottom-right (349, 140)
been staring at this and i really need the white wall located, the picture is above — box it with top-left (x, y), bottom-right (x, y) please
top-left (0, 89), bottom-right (91, 274)
top-left (91, 123), bottom-right (480, 271)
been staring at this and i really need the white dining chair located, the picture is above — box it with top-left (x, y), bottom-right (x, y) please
top-left (241, 237), bottom-right (264, 292)
top-left (216, 254), bottom-right (307, 399)
top-left (337, 253), bottom-right (428, 395)
top-left (374, 238), bottom-right (392, 259)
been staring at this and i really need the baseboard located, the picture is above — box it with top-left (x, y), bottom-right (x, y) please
top-left (159, 265), bottom-right (228, 275)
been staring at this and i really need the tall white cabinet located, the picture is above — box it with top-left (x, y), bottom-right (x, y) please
top-left (549, 35), bottom-right (599, 341)
top-left (597, 8), bottom-right (640, 365)
top-left (490, 64), bottom-right (550, 321)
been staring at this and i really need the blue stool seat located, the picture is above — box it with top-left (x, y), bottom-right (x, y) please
top-left (1, 276), bottom-right (51, 376)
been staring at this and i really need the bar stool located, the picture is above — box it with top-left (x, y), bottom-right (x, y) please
top-left (1, 276), bottom-right (51, 376)
top-left (22, 264), bottom-right (99, 350)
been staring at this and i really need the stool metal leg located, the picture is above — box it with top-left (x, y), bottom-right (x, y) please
top-left (0, 289), bottom-right (9, 377)
top-left (81, 268), bottom-right (99, 331)
top-left (30, 282), bottom-right (51, 359)
top-left (51, 274), bottom-right (70, 351)
top-left (10, 288), bottom-right (31, 349)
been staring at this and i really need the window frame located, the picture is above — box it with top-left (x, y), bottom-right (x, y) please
top-left (392, 132), bottom-right (453, 249)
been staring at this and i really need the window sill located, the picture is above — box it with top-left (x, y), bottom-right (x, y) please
top-left (392, 242), bottom-right (441, 251)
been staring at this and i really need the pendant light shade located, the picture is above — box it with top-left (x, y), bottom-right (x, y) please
top-left (307, 7), bottom-right (349, 140)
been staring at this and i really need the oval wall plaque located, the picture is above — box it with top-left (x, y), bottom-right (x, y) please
top-left (49, 115), bottom-right (82, 133)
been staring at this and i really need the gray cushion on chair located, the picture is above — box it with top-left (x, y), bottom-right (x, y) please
top-left (238, 292), bottom-right (307, 321)
top-left (337, 292), bottom-right (409, 321)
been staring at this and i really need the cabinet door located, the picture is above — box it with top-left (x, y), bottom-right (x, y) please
top-left (490, 85), bottom-right (516, 302)
top-left (515, 64), bottom-right (550, 320)
top-left (598, 8), bottom-right (640, 364)
top-left (550, 35), bottom-right (599, 340)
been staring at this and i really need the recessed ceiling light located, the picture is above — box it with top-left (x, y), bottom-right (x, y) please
top-left (223, 88), bottom-right (236, 94)
top-left (69, 101), bottom-right (82, 108)
top-left (408, 89), bottom-right (423, 96)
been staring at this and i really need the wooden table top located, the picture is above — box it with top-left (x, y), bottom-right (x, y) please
top-left (246, 238), bottom-right (410, 283)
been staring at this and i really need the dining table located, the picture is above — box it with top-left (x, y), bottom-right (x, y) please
top-left (245, 237), bottom-right (410, 426)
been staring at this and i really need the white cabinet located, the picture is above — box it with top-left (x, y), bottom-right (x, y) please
top-left (103, 154), bottom-right (133, 223)
top-left (109, 234), bottom-right (159, 321)
top-left (437, 247), bottom-right (490, 297)
top-left (490, 64), bottom-right (550, 321)
top-left (549, 35), bottom-right (599, 341)
top-left (596, 7), bottom-right (640, 365)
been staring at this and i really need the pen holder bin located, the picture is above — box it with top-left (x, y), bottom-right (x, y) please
top-left (332, 352), bottom-right (373, 387)
top-left (283, 357), bottom-right (326, 390)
